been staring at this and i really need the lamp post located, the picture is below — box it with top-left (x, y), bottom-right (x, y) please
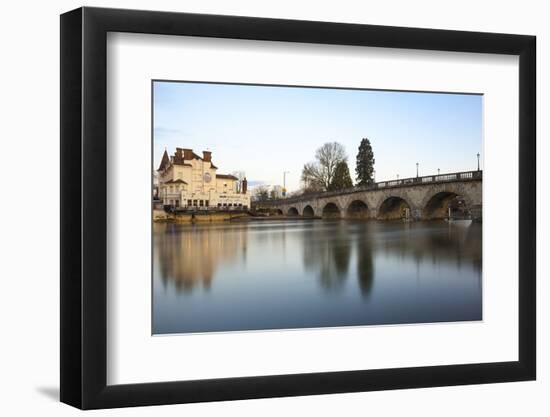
top-left (416, 162), bottom-right (419, 178)
top-left (283, 171), bottom-right (290, 197)
top-left (437, 168), bottom-right (440, 175)
top-left (477, 153), bottom-right (480, 171)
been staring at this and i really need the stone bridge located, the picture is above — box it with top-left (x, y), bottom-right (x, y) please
top-left (257, 170), bottom-right (482, 221)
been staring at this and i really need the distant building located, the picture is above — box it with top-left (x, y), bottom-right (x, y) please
top-left (157, 148), bottom-right (250, 209)
top-left (271, 185), bottom-right (284, 199)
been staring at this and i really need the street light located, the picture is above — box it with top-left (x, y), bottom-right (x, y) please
top-left (437, 168), bottom-right (440, 175)
top-left (283, 171), bottom-right (290, 197)
top-left (416, 162), bottom-right (419, 178)
top-left (477, 153), bottom-right (480, 171)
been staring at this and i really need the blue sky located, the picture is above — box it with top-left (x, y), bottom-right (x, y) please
top-left (153, 81), bottom-right (482, 192)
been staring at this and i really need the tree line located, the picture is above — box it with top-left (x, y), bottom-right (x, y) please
top-left (252, 137), bottom-right (375, 201)
top-left (301, 137), bottom-right (375, 194)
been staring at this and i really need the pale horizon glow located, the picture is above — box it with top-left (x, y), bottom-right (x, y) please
top-left (153, 81), bottom-right (482, 192)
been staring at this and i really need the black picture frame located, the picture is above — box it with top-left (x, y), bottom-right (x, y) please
top-left (60, 6), bottom-right (536, 410)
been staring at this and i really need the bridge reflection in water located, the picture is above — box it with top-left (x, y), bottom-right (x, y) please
top-left (153, 220), bottom-right (482, 334)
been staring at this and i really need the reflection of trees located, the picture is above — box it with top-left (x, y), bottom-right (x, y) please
top-left (375, 222), bottom-right (482, 273)
top-left (356, 237), bottom-right (375, 297)
top-left (301, 220), bottom-right (481, 297)
top-left (154, 223), bottom-right (248, 293)
top-left (302, 222), bottom-right (351, 291)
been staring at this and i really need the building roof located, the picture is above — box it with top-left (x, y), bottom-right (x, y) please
top-left (157, 149), bottom-right (170, 171)
top-left (161, 147), bottom-right (219, 170)
top-left (216, 174), bottom-right (238, 180)
top-left (173, 148), bottom-right (208, 165)
top-left (164, 179), bottom-right (188, 184)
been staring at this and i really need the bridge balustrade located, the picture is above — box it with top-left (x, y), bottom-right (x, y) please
top-left (436, 174), bottom-right (457, 181)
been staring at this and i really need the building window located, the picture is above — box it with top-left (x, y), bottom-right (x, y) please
top-left (175, 200), bottom-right (180, 207)
top-left (205, 200), bottom-right (209, 207)
top-left (217, 203), bottom-right (221, 207)
top-left (199, 200), bottom-right (204, 207)
top-left (193, 200), bottom-right (198, 206)
top-left (187, 199), bottom-right (192, 206)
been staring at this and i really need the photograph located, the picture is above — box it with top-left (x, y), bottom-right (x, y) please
top-left (152, 81), bottom-right (483, 335)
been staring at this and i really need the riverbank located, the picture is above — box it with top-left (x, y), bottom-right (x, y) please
top-left (153, 209), bottom-right (478, 223)
top-left (153, 209), bottom-right (250, 223)
top-left (153, 209), bottom-right (326, 223)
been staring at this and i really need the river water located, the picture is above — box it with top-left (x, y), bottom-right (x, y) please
top-left (153, 220), bottom-right (482, 334)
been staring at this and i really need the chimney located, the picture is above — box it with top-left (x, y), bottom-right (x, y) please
top-left (174, 148), bottom-right (184, 164)
top-left (203, 151), bottom-right (212, 162)
top-left (180, 148), bottom-right (193, 160)
top-left (242, 178), bottom-right (248, 194)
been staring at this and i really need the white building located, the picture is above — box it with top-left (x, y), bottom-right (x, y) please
top-left (271, 185), bottom-right (284, 199)
top-left (157, 148), bottom-right (250, 210)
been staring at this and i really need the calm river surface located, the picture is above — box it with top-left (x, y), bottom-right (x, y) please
top-left (153, 220), bottom-right (482, 334)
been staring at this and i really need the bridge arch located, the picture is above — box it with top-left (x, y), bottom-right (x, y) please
top-left (346, 200), bottom-right (369, 219)
top-left (418, 183), bottom-right (475, 208)
top-left (275, 208), bottom-right (283, 215)
top-left (287, 207), bottom-right (299, 216)
top-left (377, 196), bottom-right (412, 220)
top-left (423, 191), bottom-right (470, 220)
top-left (303, 205), bottom-right (315, 217)
top-left (322, 202), bottom-right (341, 219)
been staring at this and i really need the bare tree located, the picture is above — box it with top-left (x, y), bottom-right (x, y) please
top-left (301, 162), bottom-right (324, 192)
top-left (301, 142), bottom-right (347, 191)
top-left (252, 185), bottom-right (270, 202)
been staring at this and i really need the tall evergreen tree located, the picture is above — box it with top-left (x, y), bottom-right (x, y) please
top-left (329, 161), bottom-right (353, 191)
top-left (355, 137), bottom-right (375, 186)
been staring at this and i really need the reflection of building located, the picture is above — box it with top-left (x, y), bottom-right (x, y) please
top-left (157, 148), bottom-right (250, 209)
top-left (155, 223), bottom-right (248, 292)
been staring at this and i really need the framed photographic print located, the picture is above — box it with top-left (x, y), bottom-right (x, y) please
top-left (60, 7), bottom-right (536, 409)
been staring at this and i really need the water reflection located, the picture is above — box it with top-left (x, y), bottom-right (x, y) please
top-left (357, 237), bottom-right (375, 297)
top-left (154, 222), bottom-right (248, 292)
top-left (153, 220), bottom-right (482, 334)
top-left (302, 223), bottom-right (352, 291)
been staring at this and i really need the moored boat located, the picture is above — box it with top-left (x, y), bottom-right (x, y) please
top-left (445, 208), bottom-right (472, 227)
